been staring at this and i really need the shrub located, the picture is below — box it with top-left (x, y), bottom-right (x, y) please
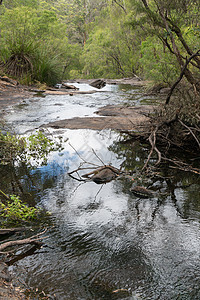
top-left (0, 194), bottom-right (39, 225)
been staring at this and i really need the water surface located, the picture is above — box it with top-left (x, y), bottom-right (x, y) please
top-left (2, 83), bottom-right (200, 299)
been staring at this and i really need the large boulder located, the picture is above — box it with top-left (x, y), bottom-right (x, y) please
top-left (89, 79), bottom-right (106, 89)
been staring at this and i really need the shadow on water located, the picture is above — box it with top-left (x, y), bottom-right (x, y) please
top-left (1, 84), bottom-right (200, 299)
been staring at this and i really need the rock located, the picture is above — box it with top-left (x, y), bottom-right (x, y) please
top-left (159, 87), bottom-right (171, 94)
top-left (89, 79), bottom-right (106, 89)
top-left (0, 76), bottom-right (19, 86)
top-left (91, 168), bottom-right (118, 184)
top-left (54, 83), bottom-right (62, 89)
top-left (61, 83), bottom-right (79, 90)
top-left (130, 185), bottom-right (155, 198)
top-left (148, 83), bottom-right (166, 94)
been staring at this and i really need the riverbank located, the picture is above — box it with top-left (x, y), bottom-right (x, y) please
top-left (0, 261), bottom-right (24, 299)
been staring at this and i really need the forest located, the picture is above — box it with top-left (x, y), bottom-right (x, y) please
top-left (0, 0), bottom-right (199, 87)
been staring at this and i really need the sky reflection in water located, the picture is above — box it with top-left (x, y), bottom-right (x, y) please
top-left (4, 84), bottom-right (200, 299)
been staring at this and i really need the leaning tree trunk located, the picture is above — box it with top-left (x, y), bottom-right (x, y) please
top-left (158, 7), bottom-right (200, 93)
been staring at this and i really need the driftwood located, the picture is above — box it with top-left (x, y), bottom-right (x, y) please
top-left (68, 165), bottom-right (123, 184)
top-left (0, 228), bottom-right (47, 253)
top-left (68, 143), bottom-right (125, 183)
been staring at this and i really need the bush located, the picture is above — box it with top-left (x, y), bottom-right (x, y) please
top-left (0, 6), bottom-right (79, 85)
top-left (0, 194), bottom-right (39, 225)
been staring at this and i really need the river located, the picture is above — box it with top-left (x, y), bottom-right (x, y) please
top-left (2, 83), bottom-right (200, 299)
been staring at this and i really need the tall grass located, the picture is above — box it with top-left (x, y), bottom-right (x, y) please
top-left (0, 6), bottom-right (71, 85)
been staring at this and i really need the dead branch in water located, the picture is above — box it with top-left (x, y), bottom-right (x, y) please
top-left (67, 143), bottom-right (124, 183)
top-left (142, 126), bottom-right (161, 171)
top-left (122, 92), bottom-right (200, 174)
top-left (162, 157), bottom-right (200, 174)
top-left (68, 164), bottom-right (123, 183)
top-left (0, 228), bottom-right (47, 253)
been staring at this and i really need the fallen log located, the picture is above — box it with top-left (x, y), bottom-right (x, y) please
top-left (69, 165), bottom-right (123, 184)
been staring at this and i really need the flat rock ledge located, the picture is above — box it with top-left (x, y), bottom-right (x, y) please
top-left (43, 105), bottom-right (153, 131)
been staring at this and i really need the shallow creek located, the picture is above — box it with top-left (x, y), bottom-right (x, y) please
top-left (2, 83), bottom-right (200, 299)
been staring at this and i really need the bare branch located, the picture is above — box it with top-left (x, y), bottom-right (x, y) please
top-left (166, 50), bottom-right (200, 104)
top-left (0, 229), bottom-right (47, 252)
top-left (112, 0), bottom-right (127, 14)
top-left (178, 119), bottom-right (200, 149)
top-left (91, 148), bottom-right (105, 165)
top-left (142, 126), bottom-right (161, 170)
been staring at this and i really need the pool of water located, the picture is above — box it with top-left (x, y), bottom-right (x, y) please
top-left (1, 83), bottom-right (200, 299)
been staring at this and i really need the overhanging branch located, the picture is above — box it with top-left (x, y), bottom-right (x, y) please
top-left (166, 49), bottom-right (200, 104)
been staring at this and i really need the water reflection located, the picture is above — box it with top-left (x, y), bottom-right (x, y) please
top-left (1, 85), bottom-right (200, 299)
top-left (2, 129), bottom-right (198, 299)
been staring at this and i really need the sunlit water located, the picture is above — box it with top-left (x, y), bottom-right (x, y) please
top-left (2, 83), bottom-right (200, 299)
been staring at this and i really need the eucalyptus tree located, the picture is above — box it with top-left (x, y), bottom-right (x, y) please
top-left (82, 0), bottom-right (142, 78)
top-left (130, 0), bottom-right (200, 88)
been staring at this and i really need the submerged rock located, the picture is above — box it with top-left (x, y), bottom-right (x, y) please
top-left (130, 185), bottom-right (155, 198)
top-left (91, 168), bottom-right (118, 184)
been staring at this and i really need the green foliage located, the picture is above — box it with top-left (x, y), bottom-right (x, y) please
top-left (0, 2), bottom-right (82, 84)
top-left (1, 0), bottom-right (200, 83)
top-left (82, 5), bottom-right (139, 79)
top-left (0, 194), bottom-right (39, 225)
top-left (0, 130), bottom-right (63, 166)
top-left (0, 131), bottom-right (26, 165)
top-left (139, 37), bottom-right (179, 83)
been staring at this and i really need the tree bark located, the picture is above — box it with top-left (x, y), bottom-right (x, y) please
top-left (166, 50), bottom-right (200, 104)
top-left (140, 0), bottom-right (200, 91)
top-left (167, 18), bottom-right (200, 68)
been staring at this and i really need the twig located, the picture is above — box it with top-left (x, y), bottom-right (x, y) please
top-left (0, 228), bottom-right (26, 235)
top-left (0, 189), bottom-right (10, 200)
top-left (68, 166), bottom-right (100, 182)
top-left (68, 172), bottom-right (86, 182)
top-left (91, 148), bottom-right (105, 165)
top-left (142, 126), bottom-right (161, 170)
top-left (94, 184), bottom-right (104, 202)
top-left (0, 228), bottom-right (48, 252)
top-left (68, 143), bottom-right (99, 167)
top-left (68, 142), bottom-right (87, 163)
top-left (162, 157), bottom-right (200, 174)
top-left (178, 119), bottom-right (200, 148)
